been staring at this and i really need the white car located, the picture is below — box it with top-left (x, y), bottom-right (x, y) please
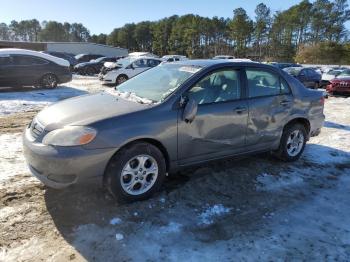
top-left (128, 52), bottom-right (158, 58)
top-left (162, 55), bottom-right (188, 62)
top-left (101, 57), bottom-right (162, 85)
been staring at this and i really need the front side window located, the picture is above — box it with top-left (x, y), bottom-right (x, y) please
top-left (246, 69), bottom-right (287, 98)
top-left (187, 69), bottom-right (241, 105)
top-left (133, 59), bottom-right (148, 68)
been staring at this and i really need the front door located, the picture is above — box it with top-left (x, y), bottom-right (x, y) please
top-left (177, 68), bottom-right (248, 165)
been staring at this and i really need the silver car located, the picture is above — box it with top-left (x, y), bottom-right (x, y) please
top-left (23, 60), bottom-right (325, 202)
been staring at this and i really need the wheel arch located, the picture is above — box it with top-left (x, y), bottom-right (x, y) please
top-left (103, 138), bottom-right (170, 185)
top-left (284, 117), bottom-right (311, 136)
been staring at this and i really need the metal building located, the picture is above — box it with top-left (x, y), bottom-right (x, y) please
top-left (0, 41), bottom-right (128, 57)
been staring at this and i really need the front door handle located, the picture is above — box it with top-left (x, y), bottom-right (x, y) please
top-left (234, 106), bottom-right (247, 114)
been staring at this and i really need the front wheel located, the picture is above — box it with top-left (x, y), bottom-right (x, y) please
top-left (105, 142), bottom-right (166, 202)
top-left (116, 75), bottom-right (128, 85)
top-left (40, 74), bottom-right (58, 88)
top-left (274, 123), bottom-right (307, 162)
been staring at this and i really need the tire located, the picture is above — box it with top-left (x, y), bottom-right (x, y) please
top-left (105, 142), bottom-right (166, 202)
top-left (40, 73), bottom-right (58, 88)
top-left (274, 123), bottom-right (307, 162)
top-left (116, 75), bottom-right (128, 85)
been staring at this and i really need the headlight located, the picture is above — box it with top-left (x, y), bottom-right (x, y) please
top-left (42, 126), bottom-right (97, 146)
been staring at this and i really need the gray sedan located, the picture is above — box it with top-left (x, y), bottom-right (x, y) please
top-left (23, 60), bottom-right (325, 202)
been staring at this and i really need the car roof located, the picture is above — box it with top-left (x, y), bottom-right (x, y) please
top-left (0, 48), bottom-right (70, 67)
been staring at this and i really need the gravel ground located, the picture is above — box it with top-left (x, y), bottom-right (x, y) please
top-left (0, 76), bottom-right (349, 261)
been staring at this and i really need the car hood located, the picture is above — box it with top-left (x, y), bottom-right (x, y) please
top-left (36, 92), bottom-right (148, 130)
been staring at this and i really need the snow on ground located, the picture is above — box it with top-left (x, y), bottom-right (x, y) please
top-left (0, 133), bottom-right (28, 182)
top-left (0, 75), bottom-right (103, 116)
top-left (0, 77), bottom-right (350, 261)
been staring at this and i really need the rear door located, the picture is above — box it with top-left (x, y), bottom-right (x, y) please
top-left (0, 55), bottom-right (14, 87)
top-left (178, 67), bottom-right (248, 165)
top-left (245, 68), bottom-right (293, 149)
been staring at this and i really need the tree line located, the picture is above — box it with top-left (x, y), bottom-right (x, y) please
top-left (0, 20), bottom-right (90, 42)
top-left (0, 0), bottom-right (349, 63)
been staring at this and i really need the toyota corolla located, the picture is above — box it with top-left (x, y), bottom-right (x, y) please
top-left (23, 60), bottom-right (325, 202)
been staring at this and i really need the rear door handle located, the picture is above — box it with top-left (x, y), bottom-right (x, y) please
top-left (234, 106), bottom-right (247, 114)
top-left (280, 100), bottom-right (291, 106)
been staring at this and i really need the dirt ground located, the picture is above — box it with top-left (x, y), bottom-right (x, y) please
top-left (0, 76), bottom-right (350, 261)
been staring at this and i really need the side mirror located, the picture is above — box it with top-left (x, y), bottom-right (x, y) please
top-left (182, 98), bottom-right (198, 123)
top-left (129, 64), bottom-right (134, 70)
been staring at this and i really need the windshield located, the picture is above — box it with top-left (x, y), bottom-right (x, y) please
top-left (115, 63), bottom-right (202, 103)
top-left (338, 69), bottom-right (350, 77)
top-left (117, 57), bottom-right (134, 68)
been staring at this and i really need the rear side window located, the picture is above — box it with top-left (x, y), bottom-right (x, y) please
top-left (246, 69), bottom-right (289, 98)
top-left (147, 59), bottom-right (161, 67)
top-left (12, 55), bottom-right (48, 66)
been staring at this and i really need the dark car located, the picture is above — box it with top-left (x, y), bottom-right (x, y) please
top-left (44, 51), bottom-right (78, 70)
top-left (23, 60), bottom-right (324, 202)
top-left (283, 67), bottom-right (321, 89)
top-left (75, 54), bottom-right (104, 63)
top-left (74, 57), bottom-right (120, 75)
top-left (0, 49), bottom-right (72, 88)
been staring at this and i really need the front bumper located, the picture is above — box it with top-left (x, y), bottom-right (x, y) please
top-left (23, 129), bottom-right (116, 189)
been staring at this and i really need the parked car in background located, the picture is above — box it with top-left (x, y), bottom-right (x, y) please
top-left (271, 62), bottom-right (302, 69)
top-left (23, 60), bottom-right (325, 202)
top-left (321, 69), bottom-right (343, 87)
top-left (128, 52), bottom-right (158, 58)
top-left (43, 51), bottom-right (78, 69)
top-left (0, 49), bottom-right (72, 88)
top-left (162, 55), bottom-right (188, 62)
top-left (74, 57), bottom-right (121, 75)
top-left (212, 55), bottom-right (235, 59)
top-left (75, 54), bottom-right (104, 63)
top-left (101, 57), bottom-right (162, 85)
top-left (283, 67), bottom-right (321, 89)
top-left (326, 69), bottom-right (350, 95)
top-left (306, 66), bottom-right (322, 75)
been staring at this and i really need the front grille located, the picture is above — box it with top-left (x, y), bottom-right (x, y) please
top-left (30, 119), bottom-right (44, 139)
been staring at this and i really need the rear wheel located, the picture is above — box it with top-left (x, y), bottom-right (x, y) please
top-left (274, 123), bottom-right (307, 162)
top-left (40, 74), bottom-right (58, 88)
top-left (105, 142), bottom-right (166, 202)
top-left (116, 75), bottom-right (128, 85)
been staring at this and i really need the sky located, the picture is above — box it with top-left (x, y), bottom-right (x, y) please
top-left (1, 0), bottom-right (349, 35)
